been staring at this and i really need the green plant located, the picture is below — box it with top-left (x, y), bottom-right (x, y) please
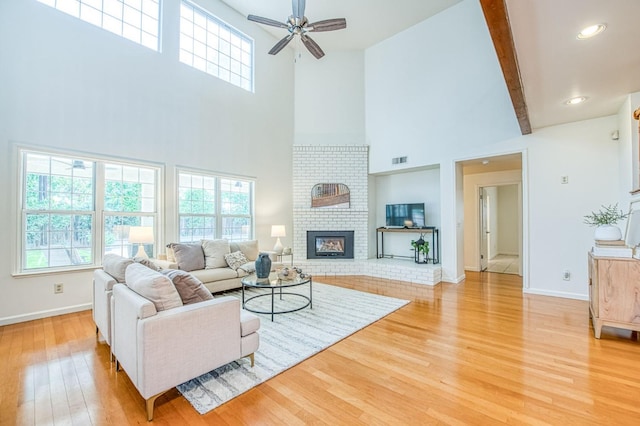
top-left (411, 239), bottom-right (430, 255)
top-left (583, 203), bottom-right (629, 226)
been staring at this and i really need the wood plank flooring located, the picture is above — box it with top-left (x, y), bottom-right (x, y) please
top-left (1, 272), bottom-right (639, 425)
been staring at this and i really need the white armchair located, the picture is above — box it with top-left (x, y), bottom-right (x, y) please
top-left (112, 283), bottom-right (260, 421)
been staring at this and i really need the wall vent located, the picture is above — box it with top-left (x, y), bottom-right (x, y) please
top-left (392, 156), bottom-right (407, 165)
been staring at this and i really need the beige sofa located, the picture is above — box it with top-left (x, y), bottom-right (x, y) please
top-left (112, 263), bottom-right (260, 420)
top-left (154, 239), bottom-right (278, 293)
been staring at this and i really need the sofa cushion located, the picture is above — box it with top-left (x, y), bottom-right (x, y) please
top-left (190, 267), bottom-right (239, 283)
top-left (240, 311), bottom-right (260, 337)
top-left (170, 243), bottom-right (204, 272)
top-left (202, 239), bottom-right (230, 269)
top-left (103, 253), bottom-right (134, 283)
top-left (225, 250), bottom-right (248, 270)
top-left (125, 263), bottom-right (183, 311)
top-left (159, 269), bottom-right (214, 305)
top-left (230, 240), bottom-right (259, 261)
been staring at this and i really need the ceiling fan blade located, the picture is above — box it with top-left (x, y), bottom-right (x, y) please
top-left (269, 34), bottom-right (295, 55)
top-left (301, 34), bottom-right (324, 59)
top-left (307, 18), bottom-right (347, 32)
top-left (292, 0), bottom-right (306, 19)
top-left (247, 15), bottom-right (289, 29)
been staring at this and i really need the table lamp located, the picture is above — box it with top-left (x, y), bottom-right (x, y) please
top-left (129, 226), bottom-right (154, 258)
top-left (271, 225), bottom-right (286, 254)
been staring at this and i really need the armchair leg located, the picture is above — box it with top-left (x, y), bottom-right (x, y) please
top-left (244, 353), bottom-right (255, 367)
top-left (146, 391), bottom-right (166, 421)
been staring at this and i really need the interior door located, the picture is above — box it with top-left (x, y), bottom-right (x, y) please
top-left (480, 187), bottom-right (489, 271)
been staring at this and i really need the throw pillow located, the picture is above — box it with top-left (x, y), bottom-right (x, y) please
top-left (170, 243), bottom-right (205, 272)
top-left (160, 269), bottom-right (213, 305)
top-left (225, 250), bottom-right (248, 270)
top-left (102, 253), bottom-right (134, 283)
top-left (133, 257), bottom-right (159, 271)
top-left (230, 240), bottom-right (259, 261)
top-left (165, 245), bottom-right (176, 262)
top-left (125, 263), bottom-right (183, 311)
top-left (238, 262), bottom-right (256, 274)
top-left (202, 239), bottom-right (230, 269)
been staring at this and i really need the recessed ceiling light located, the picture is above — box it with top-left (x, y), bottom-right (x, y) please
top-left (565, 96), bottom-right (588, 105)
top-left (577, 24), bottom-right (606, 40)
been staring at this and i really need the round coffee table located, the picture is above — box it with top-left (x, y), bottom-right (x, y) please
top-left (241, 273), bottom-right (312, 321)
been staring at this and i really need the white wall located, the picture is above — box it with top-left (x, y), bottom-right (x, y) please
top-left (294, 50), bottom-right (365, 146)
top-left (0, 0), bottom-right (295, 323)
top-left (497, 185), bottom-right (519, 255)
top-left (374, 168), bottom-right (441, 259)
top-left (365, 0), bottom-right (521, 174)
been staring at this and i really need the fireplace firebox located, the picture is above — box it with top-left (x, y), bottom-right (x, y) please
top-left (306, 231), bottom-right (354, 260)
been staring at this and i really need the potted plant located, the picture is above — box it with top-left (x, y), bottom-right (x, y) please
top-left (411, 238), bottom-right (430, 263)
top-left (583, 203), bottom-right (629, 241)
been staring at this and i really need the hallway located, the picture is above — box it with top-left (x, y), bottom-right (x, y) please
top-left (486, 254), bottom-right (519, 274)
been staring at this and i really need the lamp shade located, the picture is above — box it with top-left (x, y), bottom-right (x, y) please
top-left (271, 225), bottom-right (286, 238)
top-left (129, 226), bottom-right (154, 244)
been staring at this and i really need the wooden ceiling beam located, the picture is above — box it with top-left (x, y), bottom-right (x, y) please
top-left (479, 0), bottom-right (532, 135)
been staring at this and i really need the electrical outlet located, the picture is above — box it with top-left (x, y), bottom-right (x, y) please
top-left (561, 176), bottom-right (569, 184)
top-left (562, 270), bottom-right (571, 281)
top-left (54, 283), bottom-right (64, 294)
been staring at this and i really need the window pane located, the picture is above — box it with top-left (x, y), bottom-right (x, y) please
top-left (179, 1), bottom-right (254, 92)
top-left (221, 216), bottom-right (250, 241)
top-left (24, 213), bottom-right (93, 269)
top-left (38, 0), bottom-right (159, 52)
top-left (104, 215), bottom-right (155, 257)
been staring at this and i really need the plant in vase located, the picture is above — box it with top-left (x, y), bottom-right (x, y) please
top-left (411, 238), bottom-right (430, 263)
top-left (583, 203), bottom-right (629, 241)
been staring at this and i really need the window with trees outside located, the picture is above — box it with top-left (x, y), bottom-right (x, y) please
top-left (178, 171), bottom-right (253, 243)
top-left (20, 149), bottom-right (159, 272)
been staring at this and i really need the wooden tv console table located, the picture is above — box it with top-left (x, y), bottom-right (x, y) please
top-left (588, 252), bottom-right (640, 339)
top-left (376, 227), bottom-right (439, 264)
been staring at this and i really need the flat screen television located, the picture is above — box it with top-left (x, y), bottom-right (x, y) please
top-left (385, 203), bottom-right (425, 227)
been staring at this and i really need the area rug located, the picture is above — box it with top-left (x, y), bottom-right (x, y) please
top-left (176, 282), bottom-right (409, 414)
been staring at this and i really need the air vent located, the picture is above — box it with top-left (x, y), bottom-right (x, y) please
top-left (392, 156), bottom-right (407, 165)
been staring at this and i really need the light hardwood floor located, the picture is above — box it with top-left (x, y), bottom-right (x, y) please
top-left (2, 272), bottom-right (639, 425)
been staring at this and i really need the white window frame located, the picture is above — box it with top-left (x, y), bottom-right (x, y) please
top-left (16, 146), bottom-right (162, 274)
top-left (36, 0), bottom-right (162, 52)
top-left (179, 0), bottom-right (254, 92)
top-left (177, 169), bottom-right (254, 243)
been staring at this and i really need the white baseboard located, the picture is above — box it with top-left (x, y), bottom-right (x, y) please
top-left (0, 303), bottom-right (92, 326)
top-left (465, 266), bottom-right (481, 272)
top-left (523, 288), bottom-right (588, 301)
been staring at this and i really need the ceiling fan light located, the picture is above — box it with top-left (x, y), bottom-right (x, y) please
top-left (565, 96), bottom-right (588, 105)
top-left (577, 24), bottom-right (606, 40)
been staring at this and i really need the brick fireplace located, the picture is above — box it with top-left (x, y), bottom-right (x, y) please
top-left (292, 145), bottom-right (369, 261)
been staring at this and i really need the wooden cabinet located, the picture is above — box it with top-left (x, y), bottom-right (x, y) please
top-left (588, 252), bottom-right (640, 338)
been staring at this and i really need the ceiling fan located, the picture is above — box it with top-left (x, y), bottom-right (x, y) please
top-left (248, 0), bottom-right (346, 59)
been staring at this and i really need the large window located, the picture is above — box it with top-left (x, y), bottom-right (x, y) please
top-left (179, 1), bottom-right (254, 92)
top-left (20, 149), bottom-right (159, 272)
top-left (104, 163), bottom-right (157, 257)
top-left (178, 171), bottom-right (253, 243)
top-left (37, 0), bottom-right (161, 51)
top-left (23, 154), bottom-right (94, 270)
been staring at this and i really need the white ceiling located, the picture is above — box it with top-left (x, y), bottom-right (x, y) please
top-left (221, 0), bottom-right (640, 131)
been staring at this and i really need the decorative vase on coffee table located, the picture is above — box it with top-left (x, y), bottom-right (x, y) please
top-left (255, 253), bottom-right (272, 279)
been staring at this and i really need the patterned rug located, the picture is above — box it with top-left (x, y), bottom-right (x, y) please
top-left (176, 282), bottom-right (409, 414)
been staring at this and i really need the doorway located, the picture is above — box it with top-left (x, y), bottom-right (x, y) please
top-left (479, 184), bottom-right (520, 275)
